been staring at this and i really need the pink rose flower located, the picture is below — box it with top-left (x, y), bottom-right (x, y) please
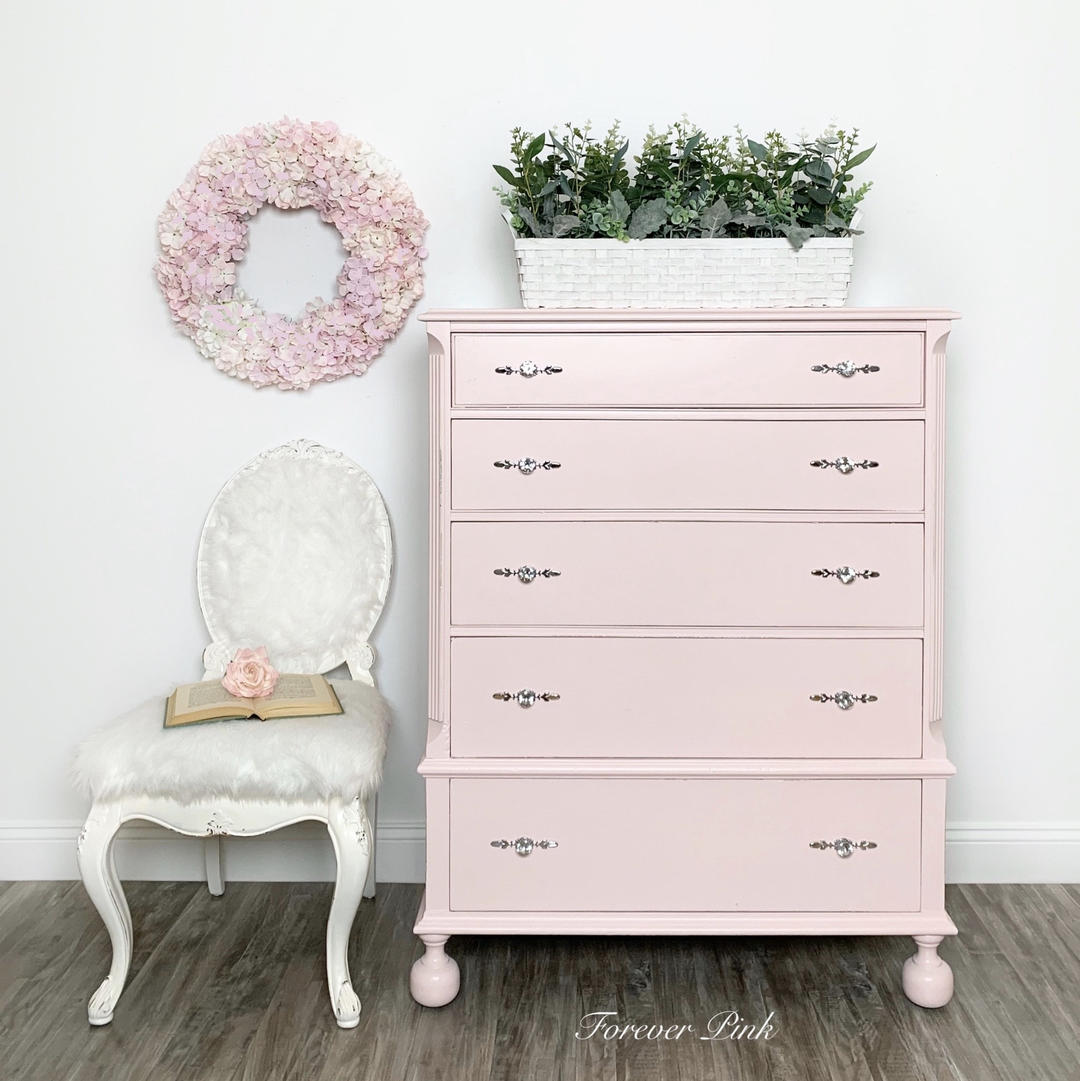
top-left (222, 646), bottom-right (279, 699)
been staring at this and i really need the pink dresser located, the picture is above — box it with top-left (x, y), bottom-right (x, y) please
top-left (410, 309), bottom-right (959, 1010)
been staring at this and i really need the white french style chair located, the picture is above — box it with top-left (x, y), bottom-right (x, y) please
top-left (72, 439), bottom-right (392, 1029)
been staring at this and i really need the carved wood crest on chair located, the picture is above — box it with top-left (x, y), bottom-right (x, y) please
top-left (73, 439), bottom-right (392, 1028)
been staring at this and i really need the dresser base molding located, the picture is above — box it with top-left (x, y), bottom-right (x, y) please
top-left (411, 892), bottom-right (956, 1007)
top-left (413, 894), bottom-right (956, 938)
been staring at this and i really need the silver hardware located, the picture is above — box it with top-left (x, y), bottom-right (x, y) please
top-left (490, 836), bottom-right (559, 856)
top-left (810, 456), bottom-right (879, 473)
top-left (493, 458), bottom-right (561, 474)
top-left (809, 837), bottom-right (878, 858)
top-left (811, 566), bottom-right (879, 584)
top-left (494, 362), bottom-right (563, 378)
top-left (493, 689), bottom-right (561, 708)
top-left (810, 361), bottom-right (881, 377)
top-left (494, 565), bottom-right (561, 584)
top-left (810, 690), bottom-right (878, 710)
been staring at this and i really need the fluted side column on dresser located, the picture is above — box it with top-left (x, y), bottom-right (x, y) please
top-left (411, 308), bottom-right (959, 1010)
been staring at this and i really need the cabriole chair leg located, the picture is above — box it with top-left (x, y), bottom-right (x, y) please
top-left (326, 797), bottom-right (372, 1028)
top-left (77, 802), bottom-right (132, 1025)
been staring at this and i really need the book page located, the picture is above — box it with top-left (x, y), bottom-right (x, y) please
top-left (177, 681), bottom-right (249, 711)
top-left (260, 674), bottom-right (334, 710)
top-left (258, 670), bottom-right (337, 713)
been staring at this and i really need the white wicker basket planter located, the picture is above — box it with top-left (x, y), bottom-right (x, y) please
top-left (511, 235), bottom-right (855, 309)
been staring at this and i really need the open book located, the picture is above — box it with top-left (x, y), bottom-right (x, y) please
top-left (164, 674), bottom-right (343, 729)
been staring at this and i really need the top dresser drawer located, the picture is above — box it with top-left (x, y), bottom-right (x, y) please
top-left (453, 332), bottom-right (924, 408)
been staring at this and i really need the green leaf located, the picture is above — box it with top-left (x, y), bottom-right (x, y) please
top-left (525, 133), bottom-right (546, 160)
top-left (730, 212), bottom-right (766, 229)
top-left (493, 164), bottom-right (517, 186)
top-left (699, 198), bottom-right (732, 237)
top-left (628, 196), bottom-right (668, 239)
top-left (805, 185), bottom-right (834, 206)
top-left (517, 207), bottom-right (544, 237)
top-left (553, 214), bottom-right (582, 237)
top-left (746, 139), bottom-right (768, 161)
top-left (682, 132), bottom-right (703, 160)
top-left (845, 145), bottom-right (876, 169)
top-left (804, 159), bottom-right (834, 182)
top-left (726, 170), bottom-right (769, 192)
top-left (651, 161), bottom-right (676, 183)
top-left (609, 189), bottom-right (631, 223)
top-left (781, 224), bottom-right (813, 250)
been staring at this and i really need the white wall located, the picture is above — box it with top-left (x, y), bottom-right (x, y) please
top-left (2, 0), bottom-right (1078, 883)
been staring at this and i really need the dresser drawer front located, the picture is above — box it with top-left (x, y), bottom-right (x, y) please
top-left (450, 778), bottom-right (921, 912)
top-left (452, 419), bottom-right (924, 512)
top-left (453, 333), bottom-right (924, 408)
top-left (450, 637), bottom-right (922, 758)
top-left (450, 522), bottom-right (924, 627)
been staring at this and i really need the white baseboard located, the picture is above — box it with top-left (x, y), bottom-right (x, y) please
top-left (1, 820), bottom-right (1077, 885)
top-left (943, 821), bottom-right (1080, 884)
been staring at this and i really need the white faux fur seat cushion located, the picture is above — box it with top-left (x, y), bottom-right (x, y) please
top-left (73, 679), bottom-right (389, 804)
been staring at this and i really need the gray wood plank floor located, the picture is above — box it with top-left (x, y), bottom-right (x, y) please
top-left (1, 882), bottom-right (1076, 1081)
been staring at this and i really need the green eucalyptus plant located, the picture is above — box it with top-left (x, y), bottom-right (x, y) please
top-left (494, 120), bottom-right (874, 249)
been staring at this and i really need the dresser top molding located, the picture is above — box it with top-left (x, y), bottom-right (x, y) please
top-left (420, 308), bottom-right (960, 324)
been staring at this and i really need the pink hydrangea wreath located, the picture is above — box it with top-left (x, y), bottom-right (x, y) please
top-left (155, 119), bottom-right (428, 390)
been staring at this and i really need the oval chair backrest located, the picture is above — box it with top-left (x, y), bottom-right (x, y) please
top-left (196, 440), bottom-right (392, 687)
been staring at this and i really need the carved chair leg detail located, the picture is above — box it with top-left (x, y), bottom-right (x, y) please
top-left (410, 935), bottom-right (460, 1007)
top-left (902, 934), bottom-right (954, 1008)
top-left (325, 797), bottom-right (372, 1029)
top-left (77, 802), bottom-right (132, 1025)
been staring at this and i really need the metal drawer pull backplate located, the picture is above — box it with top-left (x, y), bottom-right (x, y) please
top-left (809, 838), bottom-right (878, 858)
top-left (811, 566), bottom-right (880, 584)
top-left (810, 690), bottom-right (878, 710)
top-left (493, 458), bottom-right (561, 474)
top-left (494, 362), bottom-right (562, 378)
top-left (491, 836), bottom-right (559, 856)
top-left (810, 361), bottom-right (881, 377)
top-left (493, 565), bottom-right (561, 584)
top-left (810, 456), bottom-right (879, 473)
top-left (493, 689), bottom-right (561, 708)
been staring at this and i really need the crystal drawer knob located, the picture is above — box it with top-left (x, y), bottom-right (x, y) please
top-left (810, 456), bottom-right (879, 473)
top-left (810, 361), bottom-right (881, 377)
top-left (490, 836), bottom-right (559, 856)
top-left (810, 690), bottom-right (878, 710)
top-left (493, 689), bottom-right (561, 708)
top-left (493, 458), bottom-right (561, 474)
top-left (494, 565), bottom-right (561, 584)
top-left (810, 837), bottom-right (878, 858)
top-left (811, 566), bottom-right (879, 584)
top-left (494, 362), bottom-right (562, 377)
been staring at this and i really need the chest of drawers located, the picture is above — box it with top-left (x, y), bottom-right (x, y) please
top-left (410, 309), bottom-right (958, 1011)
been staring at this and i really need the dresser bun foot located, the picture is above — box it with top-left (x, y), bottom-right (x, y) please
top-left (902, 934), bottom-right (954, 1008)
top-left (410, 934), bottom-right (460, 1007)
